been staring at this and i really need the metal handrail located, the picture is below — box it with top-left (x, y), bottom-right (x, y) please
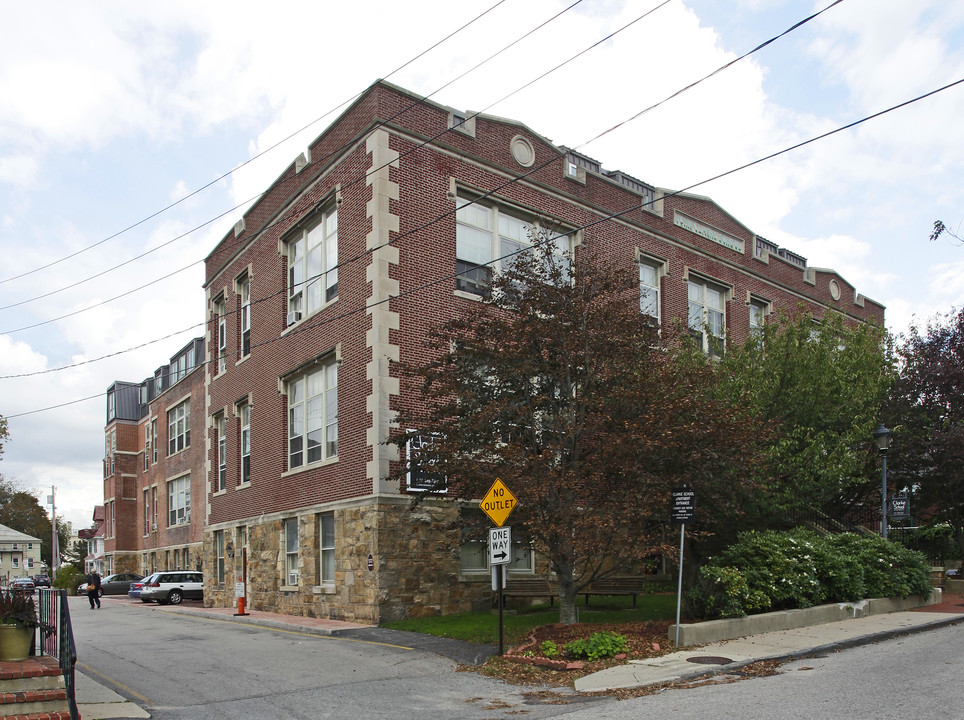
top-left (37, 588), bottom-right (79, 720)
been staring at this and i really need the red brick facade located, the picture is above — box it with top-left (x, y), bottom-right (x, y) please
top-left (104, 80), bottom-right (882, 622)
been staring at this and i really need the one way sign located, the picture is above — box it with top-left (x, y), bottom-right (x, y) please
top-left (489, 526), bottom-right (511, 566)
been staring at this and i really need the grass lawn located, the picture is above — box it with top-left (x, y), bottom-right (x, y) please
top-left (382, 593), bottom-right (678, 646)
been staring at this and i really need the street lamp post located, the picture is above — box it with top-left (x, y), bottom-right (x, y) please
top-left (873, 424), bottom-right (892, 539)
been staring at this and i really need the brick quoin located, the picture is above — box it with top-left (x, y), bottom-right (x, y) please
top-left (100, 80), bottom-right (884, 622)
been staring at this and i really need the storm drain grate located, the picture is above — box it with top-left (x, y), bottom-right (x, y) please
top-left (686, 656), bottom-right (733, 665)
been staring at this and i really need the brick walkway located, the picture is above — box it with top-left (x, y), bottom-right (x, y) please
top-left (912, 591), bottom-right (964, 613)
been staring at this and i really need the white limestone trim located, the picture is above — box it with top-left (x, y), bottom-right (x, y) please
top-left (364, 130), bottom-right (401, 496)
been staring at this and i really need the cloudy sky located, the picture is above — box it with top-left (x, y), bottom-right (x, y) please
top-left (1, 0), bottom-right (963, 534)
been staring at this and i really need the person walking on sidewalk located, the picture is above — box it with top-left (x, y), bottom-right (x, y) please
top-left (86, 571), bottom-right (102, 609)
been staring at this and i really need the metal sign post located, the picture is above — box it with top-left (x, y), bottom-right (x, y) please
top-left (490, 526), bottom-right (511, 655)
top-left (671, 486), bottom-right (695, 648)
top-left (482, 480), bottom-right (517, 656)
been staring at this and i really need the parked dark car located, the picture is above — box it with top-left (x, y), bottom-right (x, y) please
top-left (32, 574), bottom-right (51, 588)
top-left (99, 573), bottom-right (144, 595)
top-left (10, 577), bottom-right (35, 594)
top-left (128, 578), bottom-right (147, 600)
top-left (78, 572), bottom-right (144, 597)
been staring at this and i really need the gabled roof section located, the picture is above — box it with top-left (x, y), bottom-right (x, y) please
top-left (0, 523), bottom-right (41, 544)
top-left (668, 190), bottom-right (757, 239)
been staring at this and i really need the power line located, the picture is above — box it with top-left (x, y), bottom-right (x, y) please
top-left (0, 0), bottom-right (651, 332)
top-left (0, 0), bottom-right (843, 348)
top-left (0, 0), bottom-right (588, 315)
top-left (0, 0), bottom-right (511, 287)
top-left (7, 73), bottom-right (961, 414)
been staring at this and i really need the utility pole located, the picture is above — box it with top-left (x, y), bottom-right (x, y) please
top-left (48, 486), bottom-right (60, 573)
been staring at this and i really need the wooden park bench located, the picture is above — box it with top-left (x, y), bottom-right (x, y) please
top-left (494, 577), bottom-right (556, 607)
top-left (581, 576), bottom-right (648, 607)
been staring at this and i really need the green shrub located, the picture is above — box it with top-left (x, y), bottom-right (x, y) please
top-left (691, 565), bottom-right (770, 619)
top-left (540, 640), bottom-right (559, 659)
top-left (826, 534), bottom-right (931, 599)
top-left (690, 529), bottom-right (932, 619)
top-left (54, 565), bottom-right (83, 594)
top-left (564, 631), bottom-right (628, 661)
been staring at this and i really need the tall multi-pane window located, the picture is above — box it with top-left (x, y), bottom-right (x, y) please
top-left (144, 424), bottom-right (150, 471)
top-left (455, 197), bottom-right (570, 296)
top-left (167, 400), bottom-right (190, 455)
top-left (639, 262), bottom-right (661, 326)
top-left (749, 299), bottom-right (768, 338)
top-left (151, 419), bottom-right (158, 464)
top-left (287, 359), bottom-right (337, 469)
top-left (143, 489), bottom-right (150, 535)
top-left (318, 512), bottom-right (335, 584)
top-left (687, 278), bottom-right (726, 358)
top-left (217, 415), bottom-right (227, 491)
top-left (240, 403), bottom-right (251, 484)
top-left (216, 298), bottom-right (227, 373)
top-left (168, 475), bottom-right (191, 527)
top-left (284, 518), bottom-right (299, 586)
top-left (239, 275), bottom-right (251, 356)
top-left (151, 486), bottom-right (157, 530)
top-left (288, 208), bottom-right (338, 320)
top-left (215, 530), bottom-right (225, 584)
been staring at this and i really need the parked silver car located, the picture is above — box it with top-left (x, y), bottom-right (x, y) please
top-left (139, 571), bottom-right (203, 605)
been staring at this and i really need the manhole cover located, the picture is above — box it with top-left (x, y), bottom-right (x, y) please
top-left (686, 656), bottom-right (733, 665)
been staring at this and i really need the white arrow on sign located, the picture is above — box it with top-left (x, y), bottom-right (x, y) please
top-left (489, 526), bottom-right (511, 566)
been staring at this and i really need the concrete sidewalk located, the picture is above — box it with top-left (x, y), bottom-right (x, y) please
top-left (575, 602), bottom-right (964, 692)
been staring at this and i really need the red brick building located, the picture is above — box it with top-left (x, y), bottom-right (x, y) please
top-left (103, 338), bottom-right (207, 578)
top-left (104, 80), bottom-right (882, 622)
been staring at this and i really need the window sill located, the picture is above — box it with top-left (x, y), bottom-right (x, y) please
top-left (282, 298), bottom-right (338, 335)
top-left (213, 489), bottom-right (227, 498)
top-left (280, 584), bottom-right (299, 593)
top-left (235, 355), bottom-right (250, 368)
top-left (313, 584), bottom-right (337, 595)
top-left (453, 290), bottom-right (484, 302)
top-left (281, 456), bottom-right (338, 478)
top-left (236, 482), bottom-right (251, 491)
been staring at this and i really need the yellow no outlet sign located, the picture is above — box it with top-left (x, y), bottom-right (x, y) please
top-left (480, 478), bottom-right (517, 527)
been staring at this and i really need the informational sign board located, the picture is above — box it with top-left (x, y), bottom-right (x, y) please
top-left (480, 478), bottom-right (518, 527)
top-left (671, 486), bottom-right (695, 524)
top-left (489, 526), bottom-right (511, 566)
top-left (234, 581), bottom-right (245, 599)
top-left (889, 494), bottom-right (910, 519)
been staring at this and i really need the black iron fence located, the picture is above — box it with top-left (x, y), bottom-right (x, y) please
top-left (37, 588), bottom-right (79, 720)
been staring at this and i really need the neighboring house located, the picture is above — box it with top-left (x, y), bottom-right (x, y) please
top-left (0, 523), bottom-right (42, 582)
top-left (78, 505), bottom-right (106, 574)
top-left (102, 80), bottom-right (884, 623)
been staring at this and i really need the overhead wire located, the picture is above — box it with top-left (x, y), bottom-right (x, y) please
top-left (0, 0), bottom-right (512, 287)
top-left (6, 73), bottom-right (963, 415)
top-left (0, 0), bottom-right (590, 315)
top-left (2, 0), bottom-right (844, 365)
top-left (0, 0), bottom-right (656, 332)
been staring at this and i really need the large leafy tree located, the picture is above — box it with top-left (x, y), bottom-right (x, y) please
top-left (887, 308), bottom-right (964, 559)
top-left (0, 491), bottom-right (71, 569)
top-left (711, 307), bottom-right (894, 520)
top-left (394, 240), bottom-right (763, 623)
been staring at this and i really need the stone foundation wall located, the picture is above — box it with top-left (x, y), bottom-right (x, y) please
top-left (109, 552), bottom-right (142, 575)
top-left (203, 498), bottom-right (496, 624)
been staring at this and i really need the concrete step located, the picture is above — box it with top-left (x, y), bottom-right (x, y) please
top-left (0, 656), bottom-right (73, 720)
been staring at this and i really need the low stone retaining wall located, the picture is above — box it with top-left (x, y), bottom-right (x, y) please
top-left (946, 577), bottom-right (964, 595)
top-left (669, 589), bottom-right (941, 647)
